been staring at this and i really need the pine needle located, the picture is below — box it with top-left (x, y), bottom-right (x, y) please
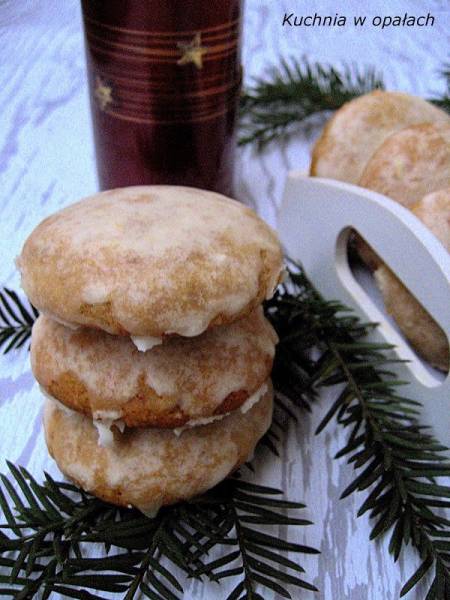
top-left (0, 289), bottom-right (37, 354)
top-left (430, 65), bottom-right (450, 114)
top-left (0, 465), bottom-right (317, 598)
top-left (266, 262), bottom-right (450, 599)
top-left (239, 57), bottom-right (450, 149)
top-left (239, 56), bottom-right (384, 148)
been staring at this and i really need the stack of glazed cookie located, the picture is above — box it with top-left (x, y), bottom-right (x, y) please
top-left (17, 186), bottom-right (283, 515)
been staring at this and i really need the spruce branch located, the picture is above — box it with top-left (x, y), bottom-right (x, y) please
top-left (266, 264), bottom-right (450, 599)
top-left (0, 463), bottom-right (198, 599)
top-left (239, 57), bottom-right (385, 148)
top-left (0, 463), bottom-right (317, 599)
top-left (0, 289), bottom-right (38, 354)
top-left (239, 57), bottom-right (450, 150)
top-left (191, 478), bottom-right (319, 599)
top-left (319, 341), bottom-right (450, 599)
top-left (430, 65), bottom-right (450, 114)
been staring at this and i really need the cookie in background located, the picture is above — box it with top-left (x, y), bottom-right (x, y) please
top-left (356, 122), bottom-right (450, 269)
top-left (309, 91), bottom-right (450, 373)
top-left (310, 90), bottom-right (449, 184)
top-left (374, 188), bottom-right (450, 372)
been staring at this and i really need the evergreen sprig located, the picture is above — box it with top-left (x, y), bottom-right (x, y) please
top-left (0, 462), bottom-right (316, 599)
top-left (239, 57), bottom-right (385, 148)
top-left (0, 289), bottom-right (37, 354)
top-left (266, 265), bottom-right (450, 599)
top-left (190, 478), bottom-right (319, 599)
top-left (239, 57), bottom-right (450, 149)
top-left (3, 261), bottom-right (450, 598)
top-left (430, 65), bottom-right (450, 113)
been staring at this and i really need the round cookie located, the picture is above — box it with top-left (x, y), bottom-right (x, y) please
top-left (374, 189), bottom-right (450, 371)
top-left (31, 308), bottom-right (277, 428)
top-left (413, 188), bottom-right (450, 242)
top-left (43, 383), bottom-right (274, 513)
top-left (18, 186), bottom-right (283, 337)
top-left (359, 124), bottom-right (450, 209)
top-left (310, 91), bottom-right (449, 184)
top-left (355, 123), bottom-right (450, 269)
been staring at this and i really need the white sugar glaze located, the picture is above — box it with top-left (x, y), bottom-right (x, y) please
top-left (173, 383), bottom-right (268, 436)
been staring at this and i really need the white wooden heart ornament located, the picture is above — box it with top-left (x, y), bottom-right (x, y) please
top-left (278, 172), bottom-right (450, 447)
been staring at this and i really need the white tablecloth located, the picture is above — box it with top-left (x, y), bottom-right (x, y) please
top-left (1, 1), bottom-right (448, 598)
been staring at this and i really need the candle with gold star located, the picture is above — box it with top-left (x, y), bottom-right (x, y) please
top-left (81, 1), bottom-right (243, 196)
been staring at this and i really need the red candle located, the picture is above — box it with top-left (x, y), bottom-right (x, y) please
top-left (81, 1), bottom-right (243, 196)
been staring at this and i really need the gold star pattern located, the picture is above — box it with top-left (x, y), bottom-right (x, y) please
top-left (94, 76), bottom-right (113, 111)
top-left (177, 33), bottom-right (208, 70)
